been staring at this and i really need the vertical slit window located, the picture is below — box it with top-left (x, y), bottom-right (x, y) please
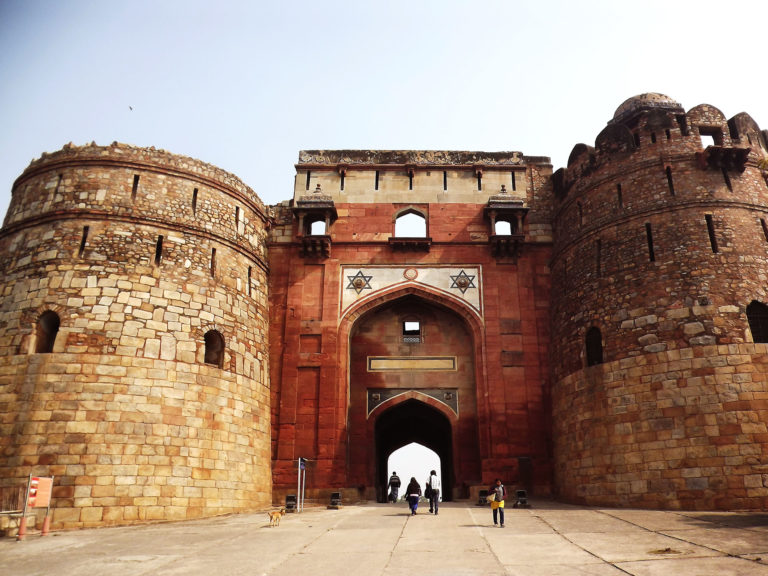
top-left (595, 239), bottom-right (602, 277)
top-left (617, 183), bottom-right (623, 209)
top-left (676, 114), bottom-right (689, 136)
top-left (511, 171), bottom-right (517, 191)
top-left (340, 172), bottom-right (345, 191)
top-left (235, 206), bottom-right (241, 231)
top-left (247, 266), bottom-right (252, 297)
top-left (666, 167), bottom-right (675, 196)
top-left (210, 248), bottom-right (217, 276)
top-left (78, 225), bottom-right (89, 258)
top-left (375, 170), bottom-right (379, 190)
top-left (131, 174), bottom-right (140, 201)
top-left (705, 214), bottom-right (719, 253)
top-left (645, 223), bottom-right (655, 262)
top-left (154, 235), bottom-right (164, 265)
top-left (651, 132), bottom-right (657, 143)
top-left (477, 173), bottom-right (482, 191)
top-left (192, 188), bottom-right (198, 214)
top-left (443, 171), bottom-right (447, 191)
top-left (722, 168), bottom-right (732, 191)
top-left (408, 172), bottom-right (413, 190)
top-left (760, 218), bottom-right (768, 242)
top-left (55, 174), bottom-right (63, 194)
top-left (633, 133), bottom-right (640, 147)
top-left (306, 171), bottom-right (311, 191)
top-left (665, 129), bottom-right (671, 140)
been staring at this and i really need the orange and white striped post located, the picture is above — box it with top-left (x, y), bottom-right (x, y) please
top-left (17, 475), bottom-right (54, 540)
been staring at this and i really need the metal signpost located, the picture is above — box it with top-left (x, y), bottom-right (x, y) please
top-left (297, 457), bottom-right (309, 512)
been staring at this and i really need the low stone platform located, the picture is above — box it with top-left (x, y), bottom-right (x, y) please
top-left (2, 500), bottom-right (767, 575)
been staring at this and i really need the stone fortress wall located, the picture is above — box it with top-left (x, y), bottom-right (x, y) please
top-left (0, 143), bottom-right (272, 529)
top-left (0, 94), bottom-right (767, 530)
top-left (551, 94), bottom-right (768, 509)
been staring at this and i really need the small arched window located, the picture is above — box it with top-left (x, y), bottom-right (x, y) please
top-left (395, 211), bottom-right (426, 238)
top-left (747, 300), bottom-right (768, 343)
top-left (35, 311), bottom-right (60, 353)
top-left (494, 220), bottom-right (512, 236)
top-left (310, 220), bottom-right (327, 235)
top-left (204, 330), bottom-right (225, 368)
top-left (585, 326), bottom-right (603, 367)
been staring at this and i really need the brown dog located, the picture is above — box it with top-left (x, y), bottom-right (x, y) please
top-left (268, 508), bottom-right (286, 527)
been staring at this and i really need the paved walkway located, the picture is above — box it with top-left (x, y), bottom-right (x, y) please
top-left (2, 499), bottom-right (768, 575)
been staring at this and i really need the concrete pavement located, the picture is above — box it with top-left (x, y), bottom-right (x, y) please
top-left (2, 499), bottom-right (768, 575)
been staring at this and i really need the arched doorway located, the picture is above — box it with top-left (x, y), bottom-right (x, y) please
top-left (346, 293), bottom-right (481, 500)
top-left (375, 399), bottom-right (453, 502)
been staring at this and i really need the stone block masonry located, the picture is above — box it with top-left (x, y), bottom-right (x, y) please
top-left (0, 143), bottom-right (272, 529)
top-left (551, 94), bottom-right (768, 510)
top-left (2, 93), bottom-right (768, 530)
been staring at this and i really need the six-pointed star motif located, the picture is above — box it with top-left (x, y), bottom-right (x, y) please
top-left (450, 270), bottom-right (476, 294)
top-left (346, 270), bottom-right (373, 294)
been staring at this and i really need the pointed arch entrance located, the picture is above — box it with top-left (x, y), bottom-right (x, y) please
top-left (344, 291), bottom-right (482, 501)
top-left (375, 399), bottom-right (453, 502)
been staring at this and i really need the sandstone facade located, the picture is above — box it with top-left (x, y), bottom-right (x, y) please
top-left (0, 144), bottom-right (271, 528)
top-left (551, 94), bottom-right (768, 509)
top-left (269, 150), bottom-right (553, 503)
top-left (1, 94), bottom-right (767, 529)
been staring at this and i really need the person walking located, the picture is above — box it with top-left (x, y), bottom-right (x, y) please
top-left (405, 477), bottom-right (421, 515)
top-left (489, 478), bottom-right (507, 527)
top-left (387, 471), bottom-right (401, 502)
top-left (427, 470), bottom-right (441, 514)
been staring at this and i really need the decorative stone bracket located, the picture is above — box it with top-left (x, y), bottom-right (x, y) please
top-left (696, 146), bottom-right (750, 172)
top-left (388, 236), bottom-right (432, 251)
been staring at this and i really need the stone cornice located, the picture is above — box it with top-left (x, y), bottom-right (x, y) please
top-left (298, 150), bottom-right (525, 167)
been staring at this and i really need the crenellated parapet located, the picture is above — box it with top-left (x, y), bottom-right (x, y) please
top-left (3, 141), bottom-right (269, 270)
top-left (550, 94), bottom-right (768, 511)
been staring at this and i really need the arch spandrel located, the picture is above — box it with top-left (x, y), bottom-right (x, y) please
top-left (367, 388), bottom-right (460, 420)
top-left (340, 265), bottom-right (483, 320)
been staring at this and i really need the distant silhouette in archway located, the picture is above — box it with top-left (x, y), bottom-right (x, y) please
top-left (375, 399), bottom-right (453, 502)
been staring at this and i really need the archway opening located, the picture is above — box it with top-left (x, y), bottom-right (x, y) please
top-left (346, 292), bottom-right (481, 502)
top-left (387, 442), bottom-right (441, 502)
top-left (374, 399), bottom-right (453, 502)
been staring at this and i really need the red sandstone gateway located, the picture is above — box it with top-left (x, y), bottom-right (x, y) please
top-left (1, 94), bottom-right (768, 530)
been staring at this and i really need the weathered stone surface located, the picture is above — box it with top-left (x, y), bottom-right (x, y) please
top-left (0, 143), bottom-right (272, 529)
top-left (551, 95), bottom-right (768, 511)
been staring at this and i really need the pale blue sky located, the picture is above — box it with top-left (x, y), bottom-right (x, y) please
top-left (1, 0), bottom-right (767, 220)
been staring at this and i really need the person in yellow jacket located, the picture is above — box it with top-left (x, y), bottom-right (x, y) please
top-left (489, 478), bottom-right (507, 527)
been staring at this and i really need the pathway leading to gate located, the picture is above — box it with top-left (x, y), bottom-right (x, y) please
top-left (2, 500), bottom-right (768, 575)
